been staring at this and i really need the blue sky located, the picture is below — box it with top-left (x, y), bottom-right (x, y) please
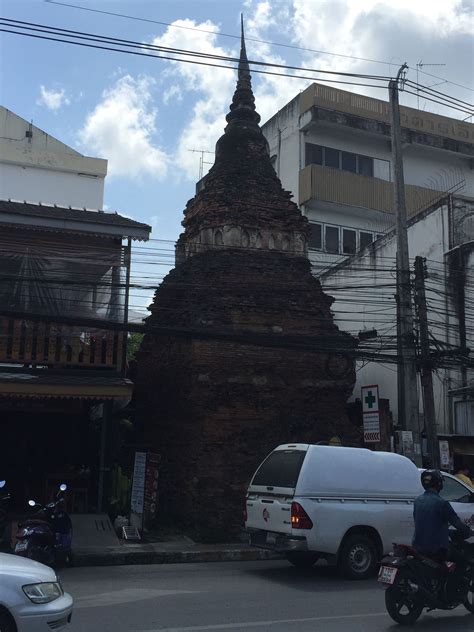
top-left (1, 0), bottom-right (472, 248)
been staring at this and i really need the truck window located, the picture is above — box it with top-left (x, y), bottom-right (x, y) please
top-left (441, 476), bottom-right (471, 503)
top-left (252, 450), bottom-right (306, 488)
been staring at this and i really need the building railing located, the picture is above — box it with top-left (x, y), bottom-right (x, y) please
top-left (299, 164), bottom-right (446, 216)
top-left (299, 83), bottom-right (473, 143)
top-left (0, 317), bottom-right (124, 371)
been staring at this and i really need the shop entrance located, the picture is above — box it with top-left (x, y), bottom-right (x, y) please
top-left (0, 399), bottom-right (100, 513)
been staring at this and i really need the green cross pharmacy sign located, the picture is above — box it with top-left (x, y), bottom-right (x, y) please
top-left (362, 385), bottom-right (380, 443)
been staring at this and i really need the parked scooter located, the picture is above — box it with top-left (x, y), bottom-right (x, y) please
top-left (0, 480), bottom-right (11, 548)
top-left (14, 483), bottom-right (74, 567)
top-left (378, 530), bottom-right (474, 625)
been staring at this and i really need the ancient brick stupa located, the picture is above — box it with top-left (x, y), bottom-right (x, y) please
top-left (136, 20), bottom-right (357, 538)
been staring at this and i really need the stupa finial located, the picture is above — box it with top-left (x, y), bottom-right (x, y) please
top-left (225, 14), bottom-right (260, 128)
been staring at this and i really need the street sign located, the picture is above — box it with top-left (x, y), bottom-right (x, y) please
top-left (362, 385), bottom-right (380, 443)
top-left (439, 440), bottom-right (450, 469)
top-left (401, 430), bottom-right (414, 456)
top-left (362, 385), bottom-right (380, 413)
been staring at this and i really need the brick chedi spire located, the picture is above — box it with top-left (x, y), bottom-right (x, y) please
top-left (224, 15), bottom-right (261, 130)
top-left (136, 18), bottom-right (357, 538)
top-left (175, 15), bottom-right (308, 264)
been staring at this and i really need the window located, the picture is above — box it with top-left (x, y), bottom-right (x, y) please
top-left (308, 222), bottom-right (322, 250)
top-left (342, 229), bottom-right (356, 254)
top-left (325, 147), bottom-right (340, 169)
top-left (358, 155), bottom-right (374, 177)
top-left (374, 158), bottom-right (390, 181)
top-left (359, 231), bottom-right (373, 251)
top-left (440, 476), bottom-right (472, 503)
top-left (252, 450), bottom-right (306, 488)
top-left (305, 143), bottom-right (381, 180)
top-left (325, 226), bottom-right (339, 254)
top-left (342, 151), bottom-right (357, 173)
top-left (376, 234), bottom-right (384, 241)
top-left (305, 143), bottom-right (323, 166)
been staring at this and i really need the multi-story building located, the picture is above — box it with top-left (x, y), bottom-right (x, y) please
top-left (0, 108), bottom-right (150, 513)
top-left (320, 193), bottom-right (473, 467)
top-left (262, 83), bottom-right (474, 272)
top-left (262, 84), bottom-right (474, 465)
top-left (0, 106), bottom-right (106, 209)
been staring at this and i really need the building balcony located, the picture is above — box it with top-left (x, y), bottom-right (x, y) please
top-left (299, 164), bottom-right (446, 217)
top-left (0, 317), bottom-right (125, 372)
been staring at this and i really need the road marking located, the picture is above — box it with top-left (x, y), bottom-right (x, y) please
top-left (74, 588), bottom-right (199, 609)
top-left (139, 612), bottom-right (388, 631)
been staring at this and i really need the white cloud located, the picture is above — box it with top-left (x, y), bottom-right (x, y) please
top-left (163, 84), bottom-right (183, 105)
top-left (151, 19), bottom-right (237, 180)
top-left (78, 75), bottom-right (168, 180)
top-left (137, 1), bottom-right (471, 183)
top-left (37, 86), bottom-right (70, 111)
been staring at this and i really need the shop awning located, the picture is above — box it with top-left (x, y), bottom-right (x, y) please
top-left (0, 371), bottom-right (133, 400)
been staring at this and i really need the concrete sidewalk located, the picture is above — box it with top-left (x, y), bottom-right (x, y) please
top-left (73, 540), bottom-right (282, 567)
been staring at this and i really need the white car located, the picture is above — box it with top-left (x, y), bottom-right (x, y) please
top-left (0, 553), bottom-right (73, 631)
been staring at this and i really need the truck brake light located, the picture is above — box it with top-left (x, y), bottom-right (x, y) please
top-left (291, 502), bottom-right (313, 529)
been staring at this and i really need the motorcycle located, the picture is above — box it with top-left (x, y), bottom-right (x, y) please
top-left (14, 483), bottom-right (74, 567)
top-left (378, 531), bottom-right (474, 625)
top-left (0, 480), bottom-right (11, 548)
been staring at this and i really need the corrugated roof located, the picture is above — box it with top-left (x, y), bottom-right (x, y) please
top-left (0, 199), bottom-right (151, 240)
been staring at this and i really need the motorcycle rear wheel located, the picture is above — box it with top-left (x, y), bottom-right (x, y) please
top-left (385, 585), bottom-right (424, 626)
top-left (463, 575), bottom-right (474, 613)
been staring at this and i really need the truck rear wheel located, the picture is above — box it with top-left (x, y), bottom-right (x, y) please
top-left (338, 533), bottom-right (377, 579)
top-left (285, 552), bottom-right (319, 568)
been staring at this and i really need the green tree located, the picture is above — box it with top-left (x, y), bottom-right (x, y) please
top-left (127, 332), bottom-right (144, 361)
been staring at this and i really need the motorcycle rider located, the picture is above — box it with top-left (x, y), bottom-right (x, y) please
top-left (413, 469), bottom-right (471, 563)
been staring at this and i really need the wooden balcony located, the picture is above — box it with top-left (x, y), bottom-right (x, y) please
top-left (0, 318), bottom-right (124, 371)
top-left (299, 164), bottom-right (446, 217)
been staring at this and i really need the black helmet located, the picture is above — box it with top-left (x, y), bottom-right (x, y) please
top-left (421, 469), bottom-right (443, 491)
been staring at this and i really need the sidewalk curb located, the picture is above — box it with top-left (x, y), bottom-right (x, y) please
top-left (73, 548), bottom-right (283, 567)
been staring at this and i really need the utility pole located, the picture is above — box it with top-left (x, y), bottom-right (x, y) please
top-left (389, 64), bottom-right (421, 464)
top-left (414, 256), bottom-right (439, 468)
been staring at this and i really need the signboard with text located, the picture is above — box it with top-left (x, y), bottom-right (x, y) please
top-left (439, 440), bottom-right (450, 469)
top-left (143, 453), bottom-right (160, 529)
top-left (362, 385), bottom-right (380, 443)
top-left (130, 452), bottom-right (160, 531)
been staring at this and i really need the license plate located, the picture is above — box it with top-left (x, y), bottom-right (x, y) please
top-left (378, 565), bottom-right (398, 585)
top-left (15, 541), bottom-right (27, 552)
top-left (266, 533), bottom-right (277, 545)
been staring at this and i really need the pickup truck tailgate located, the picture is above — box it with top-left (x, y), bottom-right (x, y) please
top-left (246, 493), bottom-right (293, 534)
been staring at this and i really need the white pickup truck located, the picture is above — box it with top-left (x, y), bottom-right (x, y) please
top-left (245, 444), bottom-right (474, 579)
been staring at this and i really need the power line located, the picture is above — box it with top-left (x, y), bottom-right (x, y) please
top-left (3, 18), bottom-right (473, 115)
top-left (0, 26), bottom-right (391, 93)
top-left (43, 0), bottom-right (474, 94)
top-left (0, 18), bottom-right (391, 82)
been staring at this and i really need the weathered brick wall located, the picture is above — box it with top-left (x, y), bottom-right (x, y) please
top-left (136, 249), bottom-right (357, 538)
top-left (136, 38), bottom-right (357, 538)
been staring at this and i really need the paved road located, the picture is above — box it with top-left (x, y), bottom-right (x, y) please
top-left (61, 560), bottom-right (474, 631)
